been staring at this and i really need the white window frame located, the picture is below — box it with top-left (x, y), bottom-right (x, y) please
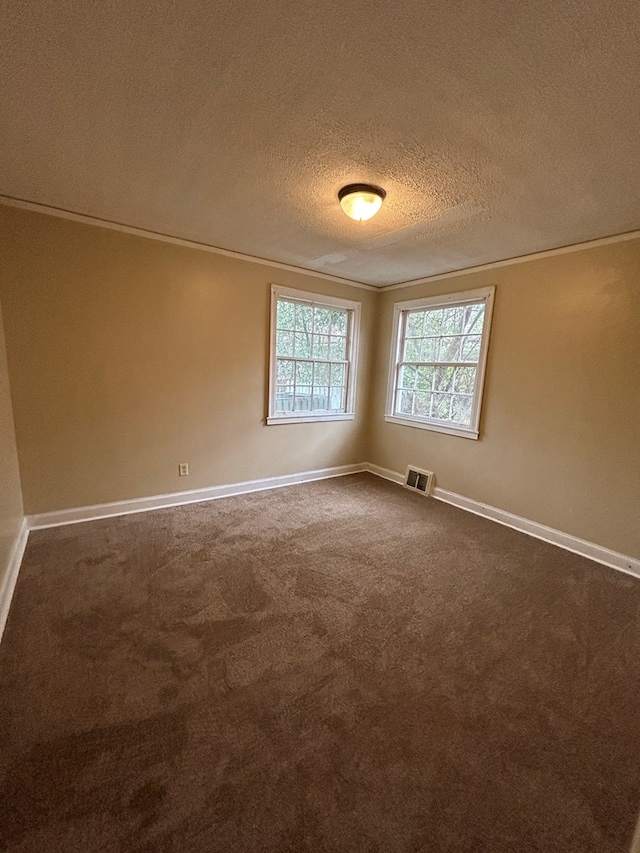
top-left (267, 284), bottom-right (361, 425)
top-left (385, 286), bottom-right (495, 440)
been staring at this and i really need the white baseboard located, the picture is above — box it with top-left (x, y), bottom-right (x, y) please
top-left (27, 463), bottom-right (368, 530)
top-left (0, 518), bottom-right (29, 642)
top-left (20, 461), bottom-right (640, 582)
top-left (363, 464), bottom-right (640, 580)
top-left (630, 815), bottom-right (640, 853)
top-left (364, 462), bottom-right (405, 485)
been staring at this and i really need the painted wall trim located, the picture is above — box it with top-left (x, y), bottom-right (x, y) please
top-left (365, 462), bottom-right (405, 485)
top-left (629, 814), bottom-right (640, 853)
top-left (17, 461), bottom-right (640, 612)
top-left (3, 197), bottom-right (639, 294)
top-left (363, 464), bottom-right (640, 579)
top-left (0, 518), bottom-right (29, 643)
top-left (0, 195), bottom-right (377, 292)
top-left (27, 463), bottom-right (368, 529)
top-left (379, 228), bottom-right (640, 292)
top-left (432, 487), bottom-right (640, 578)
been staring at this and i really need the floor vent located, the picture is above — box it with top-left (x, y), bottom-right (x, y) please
top-left (404, 465), bottom-right (434, 496)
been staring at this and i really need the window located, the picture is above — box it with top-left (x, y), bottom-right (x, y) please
top-left (267, 285), bottom-right (360, 424)
top-left (385, 286), bottom-right (495, 439)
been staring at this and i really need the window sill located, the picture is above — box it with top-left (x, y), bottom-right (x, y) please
top-left (267, 413), bottom-right (355, 425)
top-left (384, 414), bottom-right (479, 440)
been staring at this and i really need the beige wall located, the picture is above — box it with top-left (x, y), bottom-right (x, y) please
top-left (369, 238), bottom-right (640, 558)
top-left (0, 206), bottom-right (376, 514)
top-left (0, 296), bottom-right (24, 582)
top-left (1, 204), bottom-right (639, 561)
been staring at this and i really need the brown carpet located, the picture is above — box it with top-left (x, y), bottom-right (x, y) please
top-left (1, 473), bottom-right (639, 852)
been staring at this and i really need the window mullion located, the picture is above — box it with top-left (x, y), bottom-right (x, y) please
top-left (394, 362), bottom-right (401, 415)
top-left (430, 367), bottom-right (436, 418)
top-left (398, 361), bottom-right (478, 369)
top-left (394, 311), bottom-right (409, 415)
top-left (285, 356), bottom-right (348, 365)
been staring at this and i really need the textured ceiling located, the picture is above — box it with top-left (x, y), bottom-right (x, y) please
top-left (1, 0), bottom-right (639, 286)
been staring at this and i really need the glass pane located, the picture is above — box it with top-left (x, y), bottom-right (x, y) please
top-left (329, 387), bottom-right (345, 410)
top-left (295, 362), bottom-right (312, 384)
top-left (329, 336), bottom-right (346, 360)
top-left (437, 335), bottom-right (462, 362)
top-left (419, 338), bottom-right (438, 362)
top-left (399, 365), bottom-right (416, 390)
top-left (276, 359), bottom-right (295, 383)
top-left (463, 303), bottom-right (484, 334)
top-left (276, 300), bottom-right (296, 330)
top-left (331, 310), bottom-right (347, 335)
top-left (461, 335), bottom-right (481, 361)
top-left (276, 330), bottom-right (294, 357)
top-left (415, 365), bottom-right (434, 391)
top-left (451, 394), bottom-right (473, 425)
top-left (453, 366), bottom-right (476, 393)
top-left (312, 386), bottom-right (329, 409)
top-left (433, 366), bottom-right (454, 392)
top-left (294, 331), bottom-right (311, 358)
top-left (330, 363), bottom-right (345, 386)
top-left (295, 303), bottom-right (313, 332)
top-left (442, 306), bottom-right (464, 334)
top-left (313, 334), bottom-right (329, 359)
top-left (275, 385), bottom-right (294, 412)
top-left (414, 391), bottom-right (431, 416)
top-left (314, 361), bottom-right (330, 385)
top-left (403, 338), bottom-right (421, 362)
top-left (424, 308), bottom-right (443, 336)
top-left (313, 307), bottom-right (332, 334)
top-left (406, 311), bottom-right (424, 337)
top-left (432, 392), bottom-right (453, 421)
top-left (397, 389), bottom-right (414, 415)
top-left (294, 394), bottom-right (311, 411)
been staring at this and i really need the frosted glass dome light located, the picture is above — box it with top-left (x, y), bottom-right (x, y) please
top-left (338, 183), bottom-right (386, 221)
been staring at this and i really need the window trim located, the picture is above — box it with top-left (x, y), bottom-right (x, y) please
top-left (385, 286), bottom-right (495, 440)
top-left (267, 284), bottom-right (361, 425)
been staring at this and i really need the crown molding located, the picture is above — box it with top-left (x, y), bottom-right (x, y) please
top-left (2, 194), bottom-right (639, 293)
top-left (379, 228), bottom-right (640, 292)
top-left (0, 195), bottom-right (378, 292)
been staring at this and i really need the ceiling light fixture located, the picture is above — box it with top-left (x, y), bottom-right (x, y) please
top-left (338, 183), bottom-right (386, 221)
